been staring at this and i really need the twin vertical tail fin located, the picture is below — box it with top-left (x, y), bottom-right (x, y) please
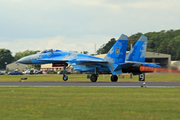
top-left (126, 35), bottom-right (148, 62)
top-left (104, 34), bottom-right (128, 64)
top-left (104, 34), bottom-right (128, 74)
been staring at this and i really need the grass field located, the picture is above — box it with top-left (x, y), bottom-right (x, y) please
top-left (0, 73), bottom-right (180, 82)
top-left (0, 87), bottom-right (180, 120)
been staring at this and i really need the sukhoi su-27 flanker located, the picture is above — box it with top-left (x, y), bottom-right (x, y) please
top-left (17, 34), bottom-right (160, 82)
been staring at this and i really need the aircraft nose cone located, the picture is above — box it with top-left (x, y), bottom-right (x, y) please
top-left (17, 56), bottom-right (32, 64)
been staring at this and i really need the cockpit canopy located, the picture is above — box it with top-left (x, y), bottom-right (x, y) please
top-left (40, 49), bottom-right (62, 53)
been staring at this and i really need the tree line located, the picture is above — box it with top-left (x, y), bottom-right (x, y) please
top-left (0, 50), bottom-right (40, 70)
top-left (97, 29), bottom-right (180, 60)
top-left (1, 29), bottom-right (180, 69)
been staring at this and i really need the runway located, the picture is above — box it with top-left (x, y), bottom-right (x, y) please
top-left (0, 82), bottom-right (180, 87)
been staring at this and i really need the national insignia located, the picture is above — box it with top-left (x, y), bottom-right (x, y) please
top-left (115, 47), bottom-right (120, 55)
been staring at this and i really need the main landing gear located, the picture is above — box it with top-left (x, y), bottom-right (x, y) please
top-left (111, 75), bottom-right (118, 82)
top-left (62, 63), bottom-right (68, 81)
top-left (89, 68), bottom-right (119, 82)
top-left (90, 68), bottom-right (98, 82)
top-left (89, 73), bottom-right (118, 82)
top-left (90, 74), bottom-right (98, 82)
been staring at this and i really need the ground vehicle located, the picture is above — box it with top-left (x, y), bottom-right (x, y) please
top-left (8, 71), bottom-right (22, 75)
top-left (42, 70), bottom-right (47, 74)
top-left (29, 69), bottom-right (42, 74)
top-left (22, 70), bottom-right (30, 74)
top-left (57, 70), bottom-right (71, 74)
top-left (37, 71), bottom-right (42, 74)
top-left (47, 70), bottom-right (56, 74)
top-left (0, 71), bottom-right (5, 75)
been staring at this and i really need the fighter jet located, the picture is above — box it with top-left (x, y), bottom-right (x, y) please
top-left (17, 34), bottom-right (160, 82)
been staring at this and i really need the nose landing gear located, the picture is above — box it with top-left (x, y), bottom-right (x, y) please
top-left (62, 63), bottom-right (69, 81)
top-left (63, 75), bottom-right (68, 81)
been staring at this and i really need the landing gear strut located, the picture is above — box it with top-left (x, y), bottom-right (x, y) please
top-left (90, 68), bottom-right (98, 82)
top-left (62, 63), bottom-right (68, 81)
top-left (111, 75), bottom-right (118, 82)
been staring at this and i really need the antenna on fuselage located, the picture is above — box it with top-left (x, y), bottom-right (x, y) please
top-left (50, 49), bottom-right (54, 55)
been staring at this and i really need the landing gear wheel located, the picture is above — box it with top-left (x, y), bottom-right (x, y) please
top-left (111, 75), bottom-right (118, 82)
top-left (63, 75), bottom-right (68, 81)
top-left (90, 74), bottom-right (97, 82)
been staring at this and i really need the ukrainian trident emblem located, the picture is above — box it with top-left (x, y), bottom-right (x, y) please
top-left (115, 47), bottom-right (120, 55)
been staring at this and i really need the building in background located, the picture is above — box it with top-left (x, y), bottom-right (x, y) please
top-left (6, 62), bottom-right (28, 72)
top-left (41, 64), bottom-right (63, 71)
top-left (41, 63), bottom-right (73, 73)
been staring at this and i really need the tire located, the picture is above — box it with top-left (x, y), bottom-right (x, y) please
top-left (90, 74), bottom-right (97, 82)
top-left (63, 76), bottom-right (68, 81)
top-left (111, 75), bottom-right (118, 82)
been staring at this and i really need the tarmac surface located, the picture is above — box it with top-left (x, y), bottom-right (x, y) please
top-left (0, 82), bottom-right (180, 87)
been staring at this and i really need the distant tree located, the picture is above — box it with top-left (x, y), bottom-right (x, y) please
top-left (174, 35), bottom-right (180, 60)
top-left (14, 50), bottom-right (40, 61)
top-left (168, 35), bottom-right (180, 60)
top-left (69, 51), bottom-right (78, 53)
top-left (81, 51), bottom-right (88, 54)
top-left (156, 40), bottom-right (169, 53)
top-left (176, 48), bottom-right (180, 60)
top-left (97, 38), bottom-right (116, 54)
top-left (0, 49), bottom-right (14, 69)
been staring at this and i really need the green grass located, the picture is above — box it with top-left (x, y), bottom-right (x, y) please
top-left (0, 87), bottom-right (180, 120)
top-left (0, 73), bottom-right (180, 82)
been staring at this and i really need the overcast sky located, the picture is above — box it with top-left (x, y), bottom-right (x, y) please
top-left (0, 0), bottom-right (180, 55)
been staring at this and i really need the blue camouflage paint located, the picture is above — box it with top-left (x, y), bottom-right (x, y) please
top-left (104, 34), bottom-right (128, 75)
top-left (126, 35), bottom-right (148, 62)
